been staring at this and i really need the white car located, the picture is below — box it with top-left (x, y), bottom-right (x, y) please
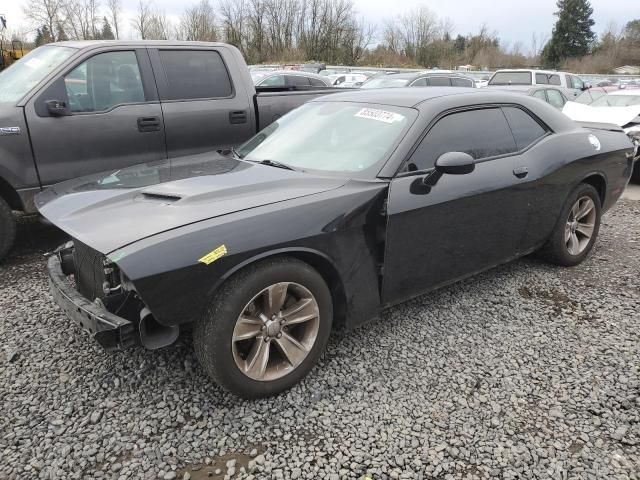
top-left (488, 69), bottom-right (587, 99)
top-left (563, 90), bottom-right (640, 178)
top-left (328, 73), bottom-right (369, 87)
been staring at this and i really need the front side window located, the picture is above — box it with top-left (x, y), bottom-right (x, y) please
top-left (159, 50), bottom-right (232, 100)
top-left (237, 102), bottom-right (416, 174)
top-left (502, 107), bottom-right (546, 150)
top-left (571, 76), bottom-right (584, 89)
top-left (64, 51), bottom-right (145, 113)
top-left (532, 90), bottom-right (547, 101)
top-left (407, 108), bottom-right (517, 171)
top-left (489, 71), bottom-right (532, 86)
top-left (411, 77), bottom-right (428, 87)
top-left (429, 77), bottom-right (452, 87)
top-left (548, 74), bottom-right (561, 86)
top-left (0, 46), bottom-right (75, 103)
top-left (546, 89), bottom-right (566, 108)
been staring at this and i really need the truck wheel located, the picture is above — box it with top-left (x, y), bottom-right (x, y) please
top-left (538, 183), bottom-right (601, 267)
top-left (0, 197), bottom-right (16, 263)
top-left (194, 257), bottom-right (333, 398)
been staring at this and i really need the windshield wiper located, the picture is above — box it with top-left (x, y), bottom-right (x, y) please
top-left (259, 159), bottom-right (296, 171)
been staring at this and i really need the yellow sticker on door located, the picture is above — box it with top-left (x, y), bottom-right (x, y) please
top-left (198, 245), bottom-right (228, 265)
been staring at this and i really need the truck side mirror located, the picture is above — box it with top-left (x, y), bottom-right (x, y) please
top-left (46, 99), bottom-right (71, 117)
top-left (434, 152), bottom-right (475, 175)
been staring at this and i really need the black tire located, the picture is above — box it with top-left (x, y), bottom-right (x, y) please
top-left (0, 197), bottom-right (16, 263)
top-left (194, 256), bottom-right (333, 398)
top-left (538, 183), bottom-right (602, 267)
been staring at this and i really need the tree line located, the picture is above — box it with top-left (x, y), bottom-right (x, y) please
top-left (17, 0), bottom-right (640, 73)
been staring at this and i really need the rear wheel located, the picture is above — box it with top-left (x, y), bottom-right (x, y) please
top-left (538, 183), bottom-right (601, 266)
top-left (0, 197), bottom-right (16, 263)
top-left (194, 257), bottom-right (332, 398)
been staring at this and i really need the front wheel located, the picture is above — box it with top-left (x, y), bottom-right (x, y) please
top-left (538, 183), bottom-right (601, 266)
top-left (0, 197), bottom-right (16, 263)
top-left (194, 257), bottom-right (333, 398)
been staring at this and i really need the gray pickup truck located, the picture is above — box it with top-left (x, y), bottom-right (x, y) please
top-left (0, 40), bottom-right (337, 261)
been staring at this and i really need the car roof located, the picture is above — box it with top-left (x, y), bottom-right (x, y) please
top-left (494, 69), bottom-right (569, 75)
top-left (310, 87), bottom-right (510, 108)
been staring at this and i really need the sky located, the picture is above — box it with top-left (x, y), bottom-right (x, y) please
top-left (0, 0), bottom-right (634, 50)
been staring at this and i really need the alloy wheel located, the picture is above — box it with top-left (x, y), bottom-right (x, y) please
top-left (231, 282), bottom-right (320, 381)
top-left (565, 196), bottom-right (596, 256)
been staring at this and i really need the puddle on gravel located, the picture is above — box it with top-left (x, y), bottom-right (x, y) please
top-left (177, 447), bottom-right (264, 480)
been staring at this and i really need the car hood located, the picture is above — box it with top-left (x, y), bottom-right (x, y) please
top-left (36, 152), bottom-right (347, 254)
top-left (563, 101), bottom-right (640, 127)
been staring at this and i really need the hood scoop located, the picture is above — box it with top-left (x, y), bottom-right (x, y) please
top-left (140, 191), bottom-right (182, 203)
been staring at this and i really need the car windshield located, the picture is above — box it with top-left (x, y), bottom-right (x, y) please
top-left (489, 72), bottom-right (532, 86)
top-left (236, 102), bottom-right (416, 174)
top-left (0, 46), bottom-right (75, 103)
top-left (590, 94), bottom-right (640, 107)
top-left (250, 71), bottom-right (268, 83)
top-left (361, 77), bottom-right (411, 89)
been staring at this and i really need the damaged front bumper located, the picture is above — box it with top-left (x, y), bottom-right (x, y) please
top-left (47, 254), bottom-right (136, 351)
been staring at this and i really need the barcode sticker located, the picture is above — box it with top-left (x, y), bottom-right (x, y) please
top-left (354, 108), bottom-right (404, 124)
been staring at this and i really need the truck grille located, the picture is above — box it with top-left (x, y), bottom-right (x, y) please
top-left (72, 239), bottom-right (107, 302)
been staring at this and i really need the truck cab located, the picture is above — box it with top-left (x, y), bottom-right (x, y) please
top-left (0, 41), bottom-right (334, 261)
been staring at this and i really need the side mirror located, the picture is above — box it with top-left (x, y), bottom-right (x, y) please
top-left (46, 99), bottom-right (71, 117)
top-left (434, 152), bottom-right (475, 175)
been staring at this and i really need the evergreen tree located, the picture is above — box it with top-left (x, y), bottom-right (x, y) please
top-left (34, 28), bottom-right (43, 47)
top-left (35, 25), bottom-right (54, 46)
top-left (542, 0), bottom-right (595, 67)
top-left (56, 22), bottom-right (69, 41)
top-left (101, 17), bottom-right (115, 40)
top-left (454, 35), bottom-right (466, 54)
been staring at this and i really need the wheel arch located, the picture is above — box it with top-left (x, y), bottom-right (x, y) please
top-left (0, 176), bottom-right (22, 210)
top-left (209, 247), bottom-right (348, 330)
top-left (580, 172), bottom-right (606, 206)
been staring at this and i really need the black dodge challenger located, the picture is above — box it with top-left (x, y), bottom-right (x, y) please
top-left (37, 88), bottom-right (636, 398)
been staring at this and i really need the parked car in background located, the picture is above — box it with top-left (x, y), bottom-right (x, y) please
top-left (328, 73), bottom-right (368, 87)
top-left (488, 69), bottom-right (587, 98)
top-left (40, 88), bottom-right (634, 398)
top-left (0, 41), bottom-right (340, 261)
top-left (361, 71), bottom-right (475, 89)
top-left (563, 90), bottom-right (640, 179)
top-left (251, 69), bottom-right (333, 88)
top-left (484, 85), bottom-right (569, 109)
top-left (319, 68), bottom-right (351, 76)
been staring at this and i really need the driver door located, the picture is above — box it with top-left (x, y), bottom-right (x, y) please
top-left (25, 47), bottom-right (166, 186)
top-left (382, 107), bottom-right (538, 304)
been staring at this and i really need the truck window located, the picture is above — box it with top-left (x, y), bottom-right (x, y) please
top-left (535, 73), bottom-right (549, 85)
top-left (158, 50), bottom-right (233, 100)
top-left (488, 72), bottom-right (531, 85)
top-left (548, 75), bottom-right (561, 86)
top-left (429, 77), bottom-right (451, 87)
top-left (64, 51), bottom-right (145, 113)
top-left (451, 77), bottom-right (473, 87)
top-left (260, 75), bottom-right (285, 87)
top-left (286, 75), bottom-right (311, 87)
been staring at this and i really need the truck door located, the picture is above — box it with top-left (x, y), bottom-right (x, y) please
top-left (148, 47), bottom-right (254, 158)
top-left (24, 47), bottom-right (166, 186)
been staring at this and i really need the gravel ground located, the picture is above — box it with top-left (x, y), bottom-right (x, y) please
top-left (1, 201), bottom-right (639, 480)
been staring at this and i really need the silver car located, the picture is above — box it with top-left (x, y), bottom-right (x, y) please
top-left (251, 70), bottom-right (333, 88)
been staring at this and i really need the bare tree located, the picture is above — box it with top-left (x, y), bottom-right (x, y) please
top-left (23, 0), bottom-right (66, 42)
top-left (132, 0), bottom-right (150, 39)
top-left (64, 0), bottom-right (101, 40)
top-left (179, 0), bottom-right (217, 41)
top-left (106, 0), bottom-right (121, 39)
top-left (146, 10), bottom-right (172, 40)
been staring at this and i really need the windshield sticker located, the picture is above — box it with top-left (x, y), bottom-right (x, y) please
top-left (199, 244), bottom-right (228, 265)
top-left (355, 108), bottom-right (405, 124)
top-left (24, 57), bottom-right (44, 69)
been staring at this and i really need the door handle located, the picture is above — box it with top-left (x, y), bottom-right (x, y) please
top-left (229, 110), bottom-right (248, 124)
top-left (513, 166), bottom-right (529, 179)
top-left (137, 116), bottom-right (161, 132)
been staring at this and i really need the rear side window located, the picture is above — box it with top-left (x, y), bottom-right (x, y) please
top-left (286, 75), bottom-right (311, 87)
top-left (159, 50), bottom-right (232, 100)
top-left (546, 89), bottom-right (566, 108)
top-left (489, 72), bottom-right (532, 85)
top-left (260, 75), bottom-right (285, 87)
top-left (408, 108), bottom-right (517, 170)
top-left (429, 77), bottom-right (451, 87)
top-left (309, 77), bottom-right (327, 87)
top-left (502, 107), bottom-right (546, 150)
top-left (548, 75), bottom-right (561, 86)
top-left (535, 73), bottom-right (549, 85)
top-left (452, 77), bottom-right (473, 87)
top-left (532, 90), bottom-right (547, 100)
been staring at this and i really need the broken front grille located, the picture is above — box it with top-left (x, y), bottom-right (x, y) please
top-left (72, 239), bottom-right (108, 302)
